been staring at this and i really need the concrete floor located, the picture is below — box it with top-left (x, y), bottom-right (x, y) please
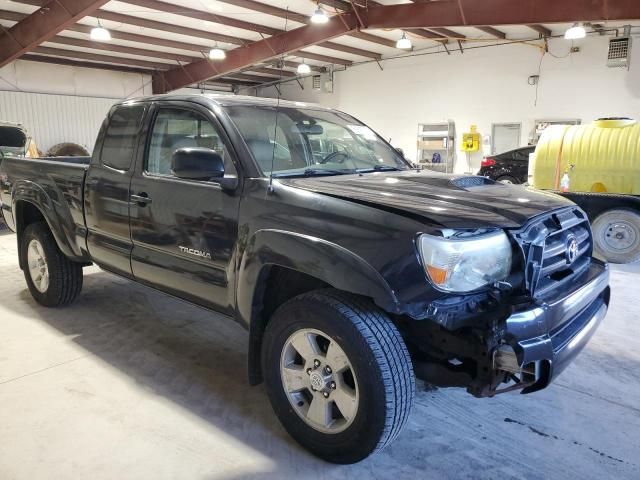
top-left (0, 229), bottom-right (639, 480)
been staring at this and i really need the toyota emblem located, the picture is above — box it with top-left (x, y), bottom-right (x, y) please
top-left (566, 235), bottom-right (579, 264)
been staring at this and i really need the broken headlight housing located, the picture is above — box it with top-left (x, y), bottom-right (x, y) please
top-left (418, 230), bottom-right (512, 293)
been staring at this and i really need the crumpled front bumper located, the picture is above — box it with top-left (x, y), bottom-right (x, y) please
top-left (500, 259), bottom-right (610, 393)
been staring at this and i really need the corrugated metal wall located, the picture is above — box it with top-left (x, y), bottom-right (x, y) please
top-left (0, 90), bottom-right (118, 154)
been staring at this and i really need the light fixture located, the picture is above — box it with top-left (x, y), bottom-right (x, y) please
top-left (209, 47), bottom-right (226, 60)
top-left (564, 22), bottom-right (586, 40)
top-left (396, 32), bottom-right (412, 50)
top-left (90, 20), bottom-right (111, 41)
top-left (310, 7), bottom-right (329, 24)
top-left (297, 62), bottom-right (311, 75)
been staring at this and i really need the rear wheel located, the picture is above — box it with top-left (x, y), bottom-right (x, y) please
top-left (592, 209), bottom-right (640, 263)
top-left (20, 222), bottom-right (83, 306)
top-left (262, 289), bottom-right (415, 464)
top-left (496, 175), bottom-right (519, 184)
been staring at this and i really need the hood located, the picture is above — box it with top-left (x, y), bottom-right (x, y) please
top-left (279, 170), bottom-right (573, 229)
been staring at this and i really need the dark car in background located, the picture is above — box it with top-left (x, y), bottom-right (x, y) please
top-left (478, 145), bottom-right (535, 184)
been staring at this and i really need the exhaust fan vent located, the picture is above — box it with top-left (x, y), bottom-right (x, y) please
top-left (312, 75), bottom-right (321, 90)
top-left (607, 33), bottom-right (632, 69)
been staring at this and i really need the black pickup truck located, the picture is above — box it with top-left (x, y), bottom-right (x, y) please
top-left (0, 95), bottom-right (610, 463)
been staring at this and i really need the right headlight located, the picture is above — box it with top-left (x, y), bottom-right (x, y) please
top-left (418, 230), bottom-right (512, 293)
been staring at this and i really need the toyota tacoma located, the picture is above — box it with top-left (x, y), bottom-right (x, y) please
top-left (0, 95), bottom-right (610, 463)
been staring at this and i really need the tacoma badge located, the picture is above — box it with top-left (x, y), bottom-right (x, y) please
top-left (179, 246), bottom-right (212, 259)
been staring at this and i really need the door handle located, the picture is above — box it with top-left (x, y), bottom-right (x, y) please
top-left (130, 193), bottom-right (152, 206)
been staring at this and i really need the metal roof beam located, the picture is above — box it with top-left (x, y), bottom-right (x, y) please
top-left (154, 11), bottom-right (358, 93)
top-left (21, 53), bottom-right (154, 74)
top-left (475, 26), bottom-right (507, 39)
top-left (215, 0), bottom-right (394, 50)
top-left (527, 24), bottom-right (552, 37)
top-left (123, 0), bottom-right (280, 35)
top-left (359, 0), bottom-right (640, 29)
top-left (32, 45), bottom-right (170, 70)
top-left (0, 0), bottom-right (110, 68)
top-left (120, 0), bottom-right (381, 59)
top-left (47, 36), bottom-right (197, 63)
top-left (0, 9), bottom-right (214, 54)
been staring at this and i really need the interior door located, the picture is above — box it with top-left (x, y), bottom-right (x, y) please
top-left (129, 103), bottom-right (240, 314)
top-left (492, 123), bottom-right (522, 154)
top-left (84, 103), bottom-right (147, 277)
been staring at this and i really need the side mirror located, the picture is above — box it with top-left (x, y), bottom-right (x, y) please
top-left (171, 147), bottom-right (224, 180)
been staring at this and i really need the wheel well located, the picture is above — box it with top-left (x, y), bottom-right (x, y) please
top-left (15, 201), bottom-right (47, 270)
top-left (15, 201), bottom-right (46, 237)
top-left (248, 265), bottom-right (329, 385)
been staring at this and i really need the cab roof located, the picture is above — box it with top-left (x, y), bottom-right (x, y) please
top-left (116, 93), bottom-right (331, 111)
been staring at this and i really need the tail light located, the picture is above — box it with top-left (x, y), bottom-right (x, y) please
top-left (481, 157), bottom-right (496, 167)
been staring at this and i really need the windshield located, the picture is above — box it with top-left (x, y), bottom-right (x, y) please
top-left (224, 105), bottom-right (409, 177)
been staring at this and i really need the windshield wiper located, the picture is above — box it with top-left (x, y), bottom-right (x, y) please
top-left (273, 168), bottom-right (357, 178)
top-left (357, 165), bottom-right (404, 173)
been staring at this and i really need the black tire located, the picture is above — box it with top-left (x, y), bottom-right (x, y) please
top-left (496, 175), bottom-right (519, 184)
top-left (262, 289), bottom-right (415, 464)
top-left (592, 209), bottom-right (640, 264)
top-left (45, 142), bottom-right (90, 157)
top-left (20, 222), bottom-right (83, 306)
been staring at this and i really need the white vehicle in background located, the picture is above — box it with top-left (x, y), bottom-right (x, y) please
top-left (0, 121), bottom-right (38, 159)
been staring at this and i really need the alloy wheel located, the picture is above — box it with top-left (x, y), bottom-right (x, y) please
top-left (280, 328), bottom-right (359, 434)
top-left (27, 239), bottom-right (49, 293)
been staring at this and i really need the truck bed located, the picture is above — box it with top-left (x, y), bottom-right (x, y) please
top-left (0, 156), bottom-right (89, 261)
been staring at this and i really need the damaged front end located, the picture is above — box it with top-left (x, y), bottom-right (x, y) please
top-left (402, 207), bottom-right (610, 398)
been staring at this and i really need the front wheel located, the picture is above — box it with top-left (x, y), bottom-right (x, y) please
top-left (262, 289), bottom-right (415, 464)
top-left (592, 209), bottom-right (640, 264)
top-left (20, 222), bottom-right (83, 306)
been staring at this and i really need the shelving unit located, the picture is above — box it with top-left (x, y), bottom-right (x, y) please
top-left (416, 121), bottom-right (456, 173)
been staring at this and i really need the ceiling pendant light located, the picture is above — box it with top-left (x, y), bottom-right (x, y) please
top-left (396, 32), bottom-right (412, 50)
top-left (564, 22), bottom-right (586, 40)
top-left (310, 6), bottom-right (329, 24)
top-left (209, 46), bottom-right (226, 60)
top-left (90, 20), bottom-right (111, 41)
top-left (297, 62), bottom-right (311, 75)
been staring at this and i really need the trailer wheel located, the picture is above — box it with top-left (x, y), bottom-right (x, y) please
top-left (592, 209), bottom-right (640, 264)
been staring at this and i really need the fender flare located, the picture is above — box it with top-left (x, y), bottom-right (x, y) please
top-left (12, 180), bottom-right (86, 266)
top-left (237, 229), bottom-right (398, 384)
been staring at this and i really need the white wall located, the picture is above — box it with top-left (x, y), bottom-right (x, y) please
top-left (0, 60), bottom-right (153, 153)
top-left (261, 35), bottom-right (640, 173)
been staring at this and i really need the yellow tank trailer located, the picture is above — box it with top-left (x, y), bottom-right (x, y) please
top-left (531, 118), bottom-right (640, 263)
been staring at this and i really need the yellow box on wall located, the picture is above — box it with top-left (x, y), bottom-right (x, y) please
top-left (461, 126), bottom-right (480, 152)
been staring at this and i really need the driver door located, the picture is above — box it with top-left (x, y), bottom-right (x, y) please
top-left (129, 102), bottom-right (240, 314)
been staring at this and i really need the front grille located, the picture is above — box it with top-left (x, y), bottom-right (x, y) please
top-left (511, 207), bottom-right (592, 298)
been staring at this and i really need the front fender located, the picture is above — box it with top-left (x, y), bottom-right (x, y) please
top-left (12, 180), bottom-right (86, 263)
top-left (237, 229), bottom-right (399, 385)
top-left (236, 229), bottom-right (398, 327)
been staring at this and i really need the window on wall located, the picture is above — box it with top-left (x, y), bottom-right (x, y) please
top-left (146, 108), bottom-right (229, 177)
top-left (100, 105), bottom-right (146, 171)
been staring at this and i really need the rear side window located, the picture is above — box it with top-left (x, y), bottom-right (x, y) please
top-left (100, 105), bottom-right (146, 171)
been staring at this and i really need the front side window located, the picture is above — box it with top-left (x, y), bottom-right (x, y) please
top-left (224, 105), bottom-right (409, 177)
top-left (146, 108), bottom-right (229, 177)
top-left (101, 105), bottom-right (146, 171)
